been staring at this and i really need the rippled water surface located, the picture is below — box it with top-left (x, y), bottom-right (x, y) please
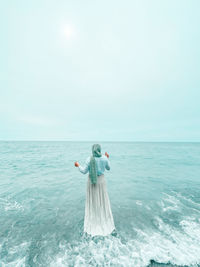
top-left (0, 141), bottom-right (200, 267)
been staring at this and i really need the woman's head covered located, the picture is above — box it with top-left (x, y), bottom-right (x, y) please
top-left (92, 144), bottom-right (102, 158)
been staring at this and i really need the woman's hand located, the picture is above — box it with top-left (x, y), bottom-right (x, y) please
top-left (74, 161), bottom-right (80, 167)
top-left (105, 152), bottom-right (109, 158)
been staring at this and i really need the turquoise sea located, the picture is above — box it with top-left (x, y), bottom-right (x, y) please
top-left (0, 141), bottom-right (200, 267)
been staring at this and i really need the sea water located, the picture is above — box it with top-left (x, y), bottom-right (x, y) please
top-left (0, 141), bottom-right (200, 267)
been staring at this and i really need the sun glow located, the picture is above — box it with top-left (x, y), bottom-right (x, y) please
top-left (63, 24), bottom-right (75, 40)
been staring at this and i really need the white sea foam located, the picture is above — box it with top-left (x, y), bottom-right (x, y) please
top-left (50, 216), bottom-right (200, 267)
top-left (161, 192), bottom-right (200, 215)
top-left (4, 200), bottom-right (24, 211)
top-left (175, 192), bottom-right (200, 208)
top-left (136, 200), bottom-right (143, 206)
top-left (159, 193), bottom-right (180, 212)
top-left (0, 241), bottom-right (29, 267)
top-left (0, 198), bottom-right (24, 211)
top-left (0, 256), bottom-right (26, 267)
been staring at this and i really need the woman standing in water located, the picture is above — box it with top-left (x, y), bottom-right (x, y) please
top-left (74, 144), bottom-right (116, 237)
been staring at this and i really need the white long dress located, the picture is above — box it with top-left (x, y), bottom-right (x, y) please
top-left (84, 174), bottom-right (116, 237)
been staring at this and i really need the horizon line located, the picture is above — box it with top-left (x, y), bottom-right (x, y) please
top-left (0, 140), bottom-right (200, 143)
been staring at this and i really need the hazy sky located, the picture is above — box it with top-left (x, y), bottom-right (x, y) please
top-left (1, 0), bottom-right (200, 141)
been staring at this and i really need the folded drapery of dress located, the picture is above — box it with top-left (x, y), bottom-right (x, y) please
top-left (84, 174), bottom-right (116, 237)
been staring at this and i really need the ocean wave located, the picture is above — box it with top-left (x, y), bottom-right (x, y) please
top-left (48, 216), bottom-right (200, 267)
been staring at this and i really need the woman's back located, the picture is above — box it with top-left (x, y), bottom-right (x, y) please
top-left (91, 155), bottom-right (110, 175)
top-left (78, 155), bottom-right (110, 176)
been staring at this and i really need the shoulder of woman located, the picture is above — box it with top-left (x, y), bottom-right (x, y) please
top-left (86, 156), bottom-right (91, 163)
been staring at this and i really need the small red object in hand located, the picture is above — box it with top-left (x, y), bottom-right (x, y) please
top-left (74, 161), bottom-right (79, 167)
top-left (105, 152), bottom-right (109, 158)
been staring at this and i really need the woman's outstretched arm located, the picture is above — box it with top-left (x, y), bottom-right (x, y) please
top-left (75, 157), bottom-right (90, 174)
top-left (105, 152), bottom-right (110, 170)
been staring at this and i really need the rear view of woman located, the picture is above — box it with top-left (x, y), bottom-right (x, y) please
top-left (74, 144), bottom-right (116, 237)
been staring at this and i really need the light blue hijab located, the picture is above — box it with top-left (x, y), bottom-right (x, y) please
top-left (89, 144), bottom-right (102, 184)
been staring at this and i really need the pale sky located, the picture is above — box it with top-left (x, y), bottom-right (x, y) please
top-left (1, 0), bottom-right (200, 141)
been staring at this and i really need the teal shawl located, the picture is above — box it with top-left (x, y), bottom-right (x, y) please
top-left (89, 144), bottom-right (102, 184)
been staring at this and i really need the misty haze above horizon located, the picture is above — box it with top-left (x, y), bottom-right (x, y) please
top-left (1, 0), bottom-right (200, 142)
